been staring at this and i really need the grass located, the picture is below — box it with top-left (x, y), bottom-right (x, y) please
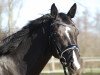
top-left (83, 68), bottom-right (100, 73)
top-left (41, 68), bottom-right (100, 75)
top-left (41, 73), bottom-right (100, 75)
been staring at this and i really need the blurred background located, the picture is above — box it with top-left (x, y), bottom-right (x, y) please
top-left (0, 0), bottom-right (100, 75)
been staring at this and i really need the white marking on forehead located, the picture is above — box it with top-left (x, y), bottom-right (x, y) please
top-left (66, 27), bottom-right (71, 31)
top-left (73, 50), bottom-right (80, 70)
top-left (65, 27), bottom-right (71, 40)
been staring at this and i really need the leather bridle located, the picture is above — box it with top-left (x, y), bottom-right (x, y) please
top-left (49, 24), bottom-right (79, 75)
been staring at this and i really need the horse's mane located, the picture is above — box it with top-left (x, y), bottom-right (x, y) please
top-left (0, 14), bottom-right (52, 55)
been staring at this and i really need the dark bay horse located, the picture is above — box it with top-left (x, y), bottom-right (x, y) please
top-left (0, 3), bottom-right (80, 75)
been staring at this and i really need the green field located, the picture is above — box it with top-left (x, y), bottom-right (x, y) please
top-left (41, 73), bottom-right (100, 75)
top-left (83, 68), bottom-right (100, 73)
top-left (41, 68), bottom-right (100, 75)
top-left (41, 69), bottom-right (100, 75)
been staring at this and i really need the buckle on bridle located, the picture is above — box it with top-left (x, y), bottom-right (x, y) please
top-left (60, 45), bottom-right (79, 66)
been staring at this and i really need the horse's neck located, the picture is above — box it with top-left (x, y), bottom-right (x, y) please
top-left (20, 28), bottom-right (52, 75)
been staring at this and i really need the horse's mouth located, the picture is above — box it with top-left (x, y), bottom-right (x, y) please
top-left (68, 62), bottom-right (80, 74)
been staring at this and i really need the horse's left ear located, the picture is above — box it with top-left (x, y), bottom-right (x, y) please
top-left (51, 3), bottom-right (58, 18)
top-left (67, 3), bottom-right (77, 18)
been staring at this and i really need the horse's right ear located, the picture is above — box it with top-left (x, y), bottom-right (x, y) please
top-left (67, 3), bottom-right (77, 18)
top-left (51, 3), bottom-right (58, 19)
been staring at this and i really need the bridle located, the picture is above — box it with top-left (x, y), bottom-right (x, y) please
top-left (49, 23), bottom-right (79, 75)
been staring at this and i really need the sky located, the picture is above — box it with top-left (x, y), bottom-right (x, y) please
top-left (2, 0), bottom-right (100, 29)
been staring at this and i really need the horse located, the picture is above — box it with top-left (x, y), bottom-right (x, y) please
top-left (0, 3), bottom-right (80, 75)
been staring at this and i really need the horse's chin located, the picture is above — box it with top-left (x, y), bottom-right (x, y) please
top-left (68, 63), bottom-right (80, 74)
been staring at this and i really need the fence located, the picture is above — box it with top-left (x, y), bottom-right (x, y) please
top-left (41, 57), bottom-right (100, 73)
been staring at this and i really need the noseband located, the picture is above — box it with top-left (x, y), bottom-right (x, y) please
top-left (60, 45), bottom-right (79, 66)
top-left (49, 25), bottom-right (79, 75)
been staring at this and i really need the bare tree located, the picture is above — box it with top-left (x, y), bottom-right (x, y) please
top-left (75, 16), bottom-right (82, 32)
top-left (0, 1), bottom-right (3, 32)
top-left (7, 0), bottom-right (23, 35)
top-left (76, 10), bottom-right (100, 57)
top-left (82, 10), bottom-right (89, 32)
top-left (0, 0), bottom-right (23, 39)
top-left (8, 0), bottom-right (13, 34)
top-left (95, 12), bottom-right (100, 33)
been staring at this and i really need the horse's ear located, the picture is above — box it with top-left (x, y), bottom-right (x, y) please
top-left (67, 3), bottom-right (77, 18)
top-left (51, 3), bottom-right (58, 18)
